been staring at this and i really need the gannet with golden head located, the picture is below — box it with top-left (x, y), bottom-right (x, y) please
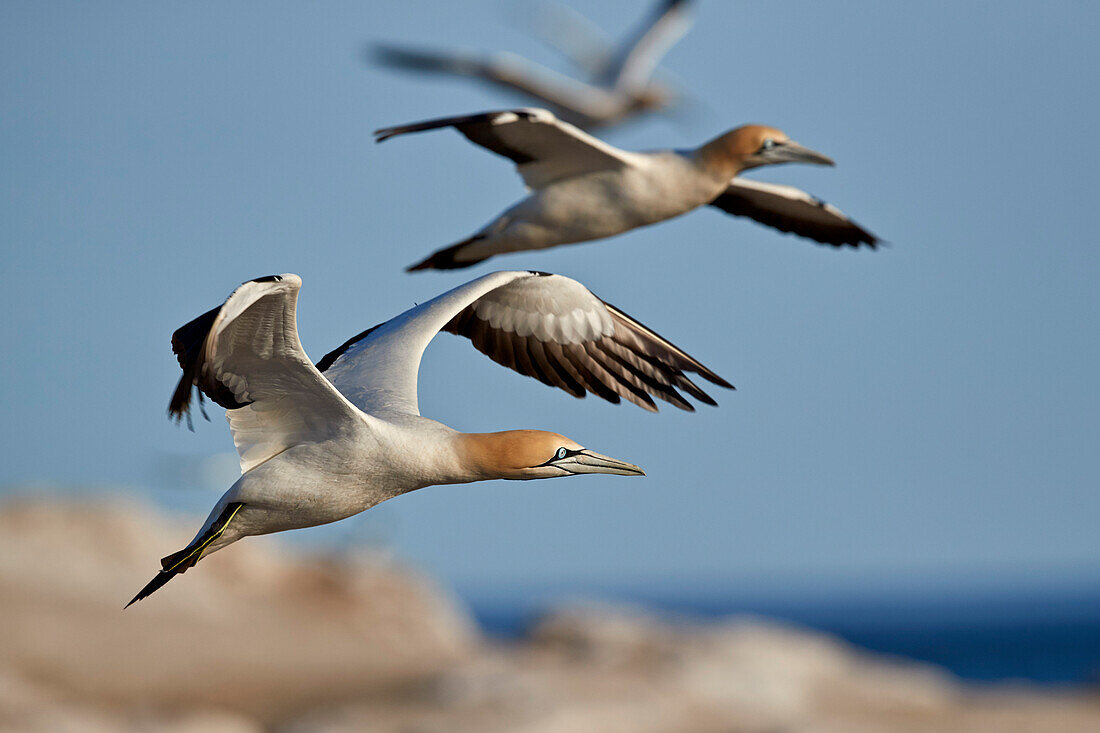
top-left (127, 271), bottom-right (731, 606)
top-left (375, 108), bottom-right (878, 270)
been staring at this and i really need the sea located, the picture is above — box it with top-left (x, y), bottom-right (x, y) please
top-left (463, 581), bottom-right (1100, 686)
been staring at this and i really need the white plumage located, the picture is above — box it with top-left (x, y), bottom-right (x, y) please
top-left (128, 270), bottom-right (731, 606)
top-left (372, 0), bottom-right (694, 130)
top-left (375, 108), bottom-right (877, 270)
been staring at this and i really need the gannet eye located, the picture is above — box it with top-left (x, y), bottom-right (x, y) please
top-left (535, 446), bottom-right (582, 467)
top-left (761, 138), bottom-right (777, 151)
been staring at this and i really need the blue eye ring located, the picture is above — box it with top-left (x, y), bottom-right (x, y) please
top-left (535, 447), bottom-right (582, 467)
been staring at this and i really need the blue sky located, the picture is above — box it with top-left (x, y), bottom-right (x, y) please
top-left (1, 1), bottom-right (1098, 597)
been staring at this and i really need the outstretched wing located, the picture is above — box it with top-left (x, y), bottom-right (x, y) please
top-left (317, 271), bottom-right (732, 417)
top-left (169, 274), bottom-right (364, 473)
top-left (371, 46), bottom-right (623, 129)
top-left (444, 274), bottom-right (732, 412)
top-left (709, 178), bottom-right (878, 248)
top-left (523, 1), bottom-right (615, 76)
top-left (374, 107), bottom-right (636, 188)
top-left (606, 0), bottom-right (693, 91)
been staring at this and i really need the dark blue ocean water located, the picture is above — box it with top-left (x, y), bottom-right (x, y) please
top-left (465, 584), bottom-right (1100, 686)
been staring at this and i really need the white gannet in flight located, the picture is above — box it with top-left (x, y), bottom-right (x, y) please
top-left (374, 108), bottom-right (879, 271)
top-left (372, 0), bottom-right (694, 130)
top-left (127, 271), bottom-right (731, 606)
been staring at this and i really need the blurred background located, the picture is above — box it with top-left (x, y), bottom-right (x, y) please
top-left (2, 1), bottom-right (1099, 730)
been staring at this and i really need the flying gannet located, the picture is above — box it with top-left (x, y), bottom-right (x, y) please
top-left (127, 271), bottom-right (731, 606)
top-left (375, 108), bottom-right (878, 271)
top-left (372, 0), bottom-right (692, 130)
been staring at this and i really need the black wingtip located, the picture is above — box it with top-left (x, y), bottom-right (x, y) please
top-left (125, 569), bottom-right (177, 609)
top-left (406, 235), bottom-right (488, 272)
top-left (168, 304), bottom-right (250, 423)
top-left (315, 322), bottom-right (385, 373)
top-left (405, 257), bottom-right (472, 271)
top-left (405, 258), bottom-right (434, 272)
top-left (694, 390), bottom-right (718, 407)
top-left (840, 227), bottom-right (879, 249)
top-left (686, 360), bottom-right (734, 392)
top-left (709, 374), bottom-right (735, 390)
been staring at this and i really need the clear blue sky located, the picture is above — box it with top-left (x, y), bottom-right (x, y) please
top-left (2, 1), bottom-right (1098, 598)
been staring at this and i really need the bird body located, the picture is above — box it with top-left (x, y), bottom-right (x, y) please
top-left (375, 108), bottom-right (876, 271)
top-left (198, 416), bottom-right (495, 543)
top-left (128, 271), bottom-right (731, 606)
top-left (474, 150), bottom-right (727, 260)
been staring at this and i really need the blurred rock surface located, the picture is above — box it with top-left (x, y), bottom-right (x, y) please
top-left (1, 497), bottom-right (1097, 732)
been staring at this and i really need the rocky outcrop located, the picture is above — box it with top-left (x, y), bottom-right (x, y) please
top-left (1, 496), bottom-right (1098, 732)
top-left (0, 497), bottom-right (474, 729)
top-left (291, 606), bottom-right (1100, 733)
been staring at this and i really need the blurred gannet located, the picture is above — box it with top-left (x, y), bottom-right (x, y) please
top-left (372, 0), bottom-right (693, 129)
top-left (127, 271), bottom-right (731, 606)
top-left (375, 108), bottom-right (878, 271)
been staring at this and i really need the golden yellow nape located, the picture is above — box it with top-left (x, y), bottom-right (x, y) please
top-left (457, 430), bottom-right (582, 477)
top-left (699, 124), bottom-right (790, 168)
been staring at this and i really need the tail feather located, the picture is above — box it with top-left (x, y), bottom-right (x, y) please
top-left (407, 235), bottom-right (490, 271)
top-left (125, 569), bottom-right (179, 608)
top-left (124, 502), bottom-right (245, 609)
top-left (159, 543), bottom-right (205, 573)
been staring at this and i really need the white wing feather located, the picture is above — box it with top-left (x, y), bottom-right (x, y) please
top-left (318, 271), bottom-right (730, 416)
top-left (170, 275), bottom-right (366, 473)
top-left (375, 108), bottom-right (638, 189)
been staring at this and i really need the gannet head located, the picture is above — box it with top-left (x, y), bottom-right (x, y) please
top-left (458, 430), bottom-right (645, 480)
top-left (700, 124), bottom-right (835, 174)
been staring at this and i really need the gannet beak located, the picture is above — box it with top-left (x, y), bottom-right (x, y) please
top-left (563, 450), bottom-right (646, 476)
top-left (766, 140), bottom-right (835, 167)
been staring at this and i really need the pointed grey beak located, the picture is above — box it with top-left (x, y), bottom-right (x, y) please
top-left (766, 140), bottom-right (835, 167)
top-left (562, 450), bottom-right (646, 476)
